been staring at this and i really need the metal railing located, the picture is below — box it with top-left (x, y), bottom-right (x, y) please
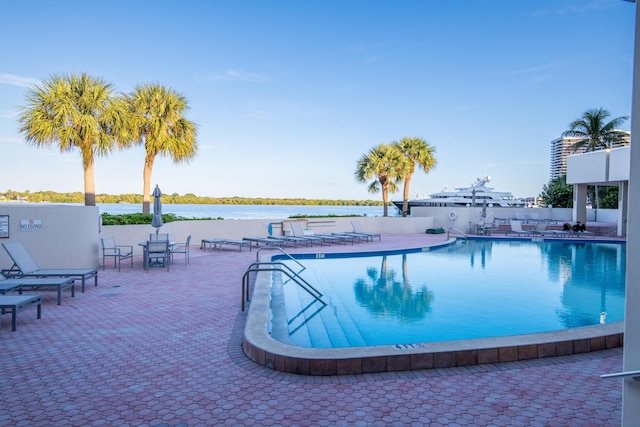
top-left (241, 260), bottom-right (325, 311)
top-left (447, 227), bottom-right (468, 240)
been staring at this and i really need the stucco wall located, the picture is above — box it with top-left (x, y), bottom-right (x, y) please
top-left (99, 216), bottom-right (435, 255)
top-left (0, 203), bottom-right (100, 270)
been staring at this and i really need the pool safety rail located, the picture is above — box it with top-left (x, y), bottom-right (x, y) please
top-left (601, 370), bottom-right (640, 381)
top-left (242, 251), bottom-right (326, 311)
top-left (447, 227), bottom-right (468, 240)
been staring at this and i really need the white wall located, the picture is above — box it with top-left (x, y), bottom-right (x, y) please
top-left (0, 203), bottom-right (100, 269)
top-left (610, 146), bottom-right (631, 181)
top-left (99, 216), bottom-right (435, 255)
top-left (567, 150), bottom-right (608, 184)
top-left (411, 207), bottom-right (575, 233)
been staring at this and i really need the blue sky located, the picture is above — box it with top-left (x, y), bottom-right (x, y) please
top-left (0, 0), bottom-right (635, 201)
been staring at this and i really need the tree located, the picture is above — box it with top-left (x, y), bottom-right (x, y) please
top-left (563, 107), bottom-right (628, 152)
top-left (355, 144), bottom-right (406, 217)
top-left (393, 137), bottom-right (436, 217)
top-left (125, 84), bottom-right (198, 213)
top-left (17, 73), bottom-right (126, 206)
top-left (539, 175), bottom-right (573, 208)
top-left (563, 108), bottom-right (628, 209)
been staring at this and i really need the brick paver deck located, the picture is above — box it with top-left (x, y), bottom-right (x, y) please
top-left (0, 234), bottom-right (623, 426)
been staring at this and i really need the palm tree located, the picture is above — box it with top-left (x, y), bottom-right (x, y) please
top-left (17, 73), bottom-right (126, 206)
top-left (563, 108), bottom-right (628, 210)
top-left (355, 144), bottom-right (406, 217)
top-left (393, 137), bottom-right (436, 217)
top-left (125, 84), bottom-right (198, 213)
top-left (563, 108), bottom-right (628, 152)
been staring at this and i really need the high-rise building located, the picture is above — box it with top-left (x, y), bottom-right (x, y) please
top-left (549, 131), bottom-right (630, 181)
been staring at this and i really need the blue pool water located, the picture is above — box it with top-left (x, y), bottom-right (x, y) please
top-left (270, 240), bottom-right (626, 348)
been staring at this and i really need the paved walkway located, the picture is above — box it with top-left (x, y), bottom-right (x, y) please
top-left (0, 234), bottom-right (624, 426)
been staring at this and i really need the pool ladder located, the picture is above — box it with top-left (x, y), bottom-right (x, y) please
top-left (447, 227), bottom-right (468, 240)
top-left (241, 247), bottom-right (326, 311)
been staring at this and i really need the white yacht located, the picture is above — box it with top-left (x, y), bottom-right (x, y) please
top-left (392, 176), bottom-right (525, 214)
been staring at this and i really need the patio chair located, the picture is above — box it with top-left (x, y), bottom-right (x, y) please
top-left (171, 235), bottom-right (191, 265)
top-left (1, 242), bottom-right (98, 292)
top-left (145, 240), bottom-right (170, 272)
top-left (100, 237), bottom-right (133, 271)
top-left (149, 233), bottom-right (169, 241)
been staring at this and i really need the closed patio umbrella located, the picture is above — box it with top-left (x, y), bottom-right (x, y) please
top-left (151, 185), bottom-right (163, 234)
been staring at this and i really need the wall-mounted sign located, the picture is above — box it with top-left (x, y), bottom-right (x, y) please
top-left (20, 219), bottom-right (43, 232)
top-left (0, 215), bottom-right (8, 238)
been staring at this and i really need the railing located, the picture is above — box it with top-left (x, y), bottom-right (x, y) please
top-left (601, 370), bottom-right (640, 381)
top-left (447, 227), bottom-right (468, 240)
top-left (241, 261), bottom-right (325, 311)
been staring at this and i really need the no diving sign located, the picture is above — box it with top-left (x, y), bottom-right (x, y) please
top-left (20, 219), bottom-right (43, 232)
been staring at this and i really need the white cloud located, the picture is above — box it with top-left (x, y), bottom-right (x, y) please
top-left (206, 69), bottom-right (269, 82)
top-left (0, 72), bottom-right (39, 88)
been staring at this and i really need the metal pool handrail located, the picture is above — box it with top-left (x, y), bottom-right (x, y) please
top-left (242, 261), bottom-right (326, 311)
top-left (256, 246), bottom-right (306, 271)
top-left (447, 227), bottom-right (468, 240)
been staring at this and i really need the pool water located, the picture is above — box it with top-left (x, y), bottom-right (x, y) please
top-left (270, 240), bottom-right (626, 348)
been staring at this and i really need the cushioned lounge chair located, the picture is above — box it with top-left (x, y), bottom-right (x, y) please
top-left (2, 242), bottom-right (98, 292)
top-left (0, 276), bottom-right (75, 305)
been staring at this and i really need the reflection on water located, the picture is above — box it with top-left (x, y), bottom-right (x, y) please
top-left (275, 240), bottom-right (626, 348)
top-left (353, 255), bottom-right (434, 321)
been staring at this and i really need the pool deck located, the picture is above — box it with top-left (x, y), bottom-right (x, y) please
top-left (0, 233), bottom-right (625, 426)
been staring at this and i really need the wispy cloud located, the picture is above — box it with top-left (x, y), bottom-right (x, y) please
top-left (0, 136), bottom-right (23, 144)
top-left (205, 69), bottom-right (269, 82)
top-left (0, 72), bottom-right (39, 88)
top-left (531, 0), bottom-right (615, 18)
top-left (243, 100), bottom-right (330, 121)
top-left (0, 110), bottom-right (18, 119)
top-left (507, 62), bottom-right (561, 75)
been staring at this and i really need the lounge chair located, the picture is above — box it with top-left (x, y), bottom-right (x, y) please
top-left (349, 221), bottom-right (381, 241)
top-left (0, 276), bottom-right (75, 305)
top-left (508, 220), bottom-right (530, 236)
top-left (171, 235), bottom-right (191, 265)
top-left (532, 220), bottom-right (568, 237)
top-left (286, 222), bottom-right (324, 245)
top-left (0, 294), bottom-right (42, 332)
top-left (201, 238), bottom-right (253, 252)
top-left (145, 240), bottom-right (170, 272)
top-left (100, 237), bottom-right (133, 271)
top-left (2, 242), bottom-right (98, 292)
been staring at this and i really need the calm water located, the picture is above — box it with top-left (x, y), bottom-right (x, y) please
top-left (97, 203), bottom-right (391, 219)
top-left (273, 240), bottom-right (626, 348)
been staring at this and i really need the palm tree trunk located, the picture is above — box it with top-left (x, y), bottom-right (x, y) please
top-left (142, 156), bottom-right (155, 214)
top-left (402, 173), bottom-right (413, 217)
top-left (82, 150), bottom-right (96, 206)
top-left (382, 186), bottom-right (389, 217)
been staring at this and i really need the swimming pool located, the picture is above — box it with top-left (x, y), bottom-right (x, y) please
top-left (271, 240), bottom-right (626, 348)
top-left (242, 238), bottom-right (625, 375)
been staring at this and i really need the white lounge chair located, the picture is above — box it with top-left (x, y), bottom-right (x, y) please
top-left (2, 242), bottom-right (98, 292)
top-left (508, 220), bottom-right (530, 236)
top-left (349, 221), bottom-right (381, 241)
